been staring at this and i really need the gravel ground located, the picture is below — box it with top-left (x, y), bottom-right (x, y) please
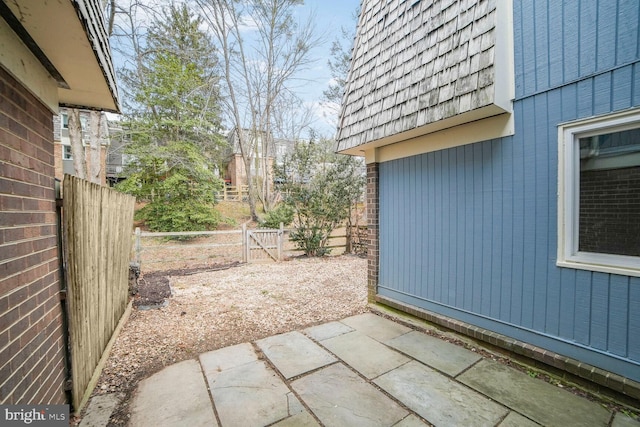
top-left (89, 254), bottom-right (368, 426)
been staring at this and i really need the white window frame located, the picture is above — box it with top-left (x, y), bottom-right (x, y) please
top-left (557, 108), bottom-right (640, 277)
top-left (62, 144), bottom-right (73, 160)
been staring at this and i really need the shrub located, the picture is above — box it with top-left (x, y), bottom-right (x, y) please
top-left (260, 203), bottom-right (294, 229)
top-left (274, 139), bottom-right (365, 256)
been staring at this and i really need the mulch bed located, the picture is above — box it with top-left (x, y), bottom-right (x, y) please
top-left (133, 262), bottom-right (242, 308)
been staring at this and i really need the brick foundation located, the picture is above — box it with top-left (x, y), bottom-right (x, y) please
top-left (374, 296), bottom-right (640, 408)
top-left (0, 66), bottom-right (67, 404)
top-left (366, 162), bottom-right (379, 303)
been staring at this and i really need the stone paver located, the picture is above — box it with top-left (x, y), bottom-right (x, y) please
top-left (612, 412), bottom-right (640, 427)
top-left (321, 330), bottom-right (410, 379)
top-left (375, 360), bottom-right (508, 427)
top-left (200, 344), bottom-right (300, 427)
top-left (386, 330), bottom-right (482, 376)
top-left (272, 411), bottom-right (321, 427)
top-left (458, 359), bottom-right (612, 427)
top-left (199, 342), bottom-right (257, 373)
top-left (498, 412), bottom-right (540, 426)
top-left (256, 331), bottom-right (336, 379)
top-left (292, 363), bottom-right (409, 427)
top-left (341, 313), bottom-right (411, 342)
top-left (304, 321), bottom-right (353, 341)
top-left (122, 314), bottom-right (631, 427)
top-left (129, 359), bottom-right (216, 427)
top-left (393, 415), bottom-right (430, 426)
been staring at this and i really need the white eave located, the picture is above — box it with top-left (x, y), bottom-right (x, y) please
top-left (1, 0), bottom-right (119, 113)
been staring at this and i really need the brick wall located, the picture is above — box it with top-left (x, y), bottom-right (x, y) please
top-left (0, 66), bottom-right (67, 404)
top-left (53, 144), bottom-right (64, 182)
top-left (579, 166), bottom-right (640, 256)
top-left (366, 162), bottom-right (379, 303)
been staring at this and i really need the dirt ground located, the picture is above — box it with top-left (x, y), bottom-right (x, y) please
top-left (89, 254), bottom-right (368, 426)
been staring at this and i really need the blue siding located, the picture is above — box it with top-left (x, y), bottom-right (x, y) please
top-left (617, 0), bottom-right (639, 63)
top-left (630, 278), bottom-right (640, 360)
top-left (609, 276), bottom-right (629, 357)
top-left (378, 0), bottom-right (640, 382)
top-left (514, 0), bottom-right (640, 95)
top-left (562, 1), bottom-right (580, 83)
top-left (548, 1), bottom-right (564, 87)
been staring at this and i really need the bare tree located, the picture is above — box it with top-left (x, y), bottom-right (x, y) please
top-left (197, 0), bottom-right (321, 219)
top-left (68, 0), bottom-right (120, 184)
top-left (68, 109), bottom-right (86, 180)
top-left (272, 91), bottom-right (316, 142)
top-left (88, 111), bottom-right (104, 184)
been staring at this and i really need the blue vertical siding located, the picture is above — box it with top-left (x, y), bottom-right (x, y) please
top-left (617, 0), bottom-right (639, 63)
top-left (378, 0), bottom-right (640, 381)
top-left (630, 278), bottom-right (640, 360)
top-left (562, 2), bottom-right (580, 83)
top-left (548, 1), bottom-right (565, 88)
top-left (608, 276), bottom-right (629, 357)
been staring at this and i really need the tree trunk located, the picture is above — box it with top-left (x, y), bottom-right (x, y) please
top-left (243, 154), bottom-right (259, 222)
top-left (88, 111), bottom-right (102, 184)
top-left (68, 108), bottom-right (86, 180)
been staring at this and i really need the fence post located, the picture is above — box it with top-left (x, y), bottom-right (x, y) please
top-left (278, 222), bottom-right (283, 261)
top-left (134, 227), bottom-right (141, 264)
top-left (242, 223), bottom-right (247, 263)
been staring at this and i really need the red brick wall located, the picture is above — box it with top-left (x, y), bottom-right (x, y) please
top-left (0, 66), bottom-right (67, 404)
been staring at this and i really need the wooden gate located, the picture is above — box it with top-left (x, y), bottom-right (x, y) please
top-left (243, 224), bottom-right (284, 262)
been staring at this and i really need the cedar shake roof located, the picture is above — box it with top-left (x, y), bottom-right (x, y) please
top-left (337, 0), bottom-right (513, 154)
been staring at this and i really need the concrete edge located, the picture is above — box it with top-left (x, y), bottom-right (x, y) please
top-left (371, 296), bottom-right (640, 410)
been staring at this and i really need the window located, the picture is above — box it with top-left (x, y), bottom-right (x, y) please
top-left (558, 109), bottom-right (640, 277)
top-left (63, 145), bottom-right (73, 160)
top-left (62, 113), bottom-right (68, 129)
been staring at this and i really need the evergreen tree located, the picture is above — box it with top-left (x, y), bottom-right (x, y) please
top-left (117, 4), bottom-right (226, 232)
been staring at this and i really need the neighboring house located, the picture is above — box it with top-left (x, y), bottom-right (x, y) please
top-left (53, 107), bottom-right (110, 185)
top-left (337, 0), bottom-right (639, 400)
top-left (105, 119), bottom-right (131, 186)
top-left (0, 0), bottom-right (118, 405)
top-left (224, 129), bottom-right (286, 187)
top-left (273, 137), bottom-right (297, 167)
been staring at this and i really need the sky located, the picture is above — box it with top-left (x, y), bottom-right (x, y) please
top-left (291, 0), bottom-right (361, 136)
top-left (109, 0), bottom-right (361, 137)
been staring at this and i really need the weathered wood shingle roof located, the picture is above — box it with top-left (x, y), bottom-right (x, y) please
top-left (337, 0), bottom-right (512, 153)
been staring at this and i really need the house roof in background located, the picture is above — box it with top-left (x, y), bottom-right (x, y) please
top-left (1, 0), bottom-right (119, 112)
top-left (336, 0), bottom-right (513, 155)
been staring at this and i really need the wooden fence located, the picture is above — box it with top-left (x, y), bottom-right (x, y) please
top-left (62, 175), bottom-right (135, 413)
top-left (133, 224), bottom-right (367, 269)
top-left (133, 228), bottom-right (244, 267)
top-left (215, 185), bottom-right (249, 201)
